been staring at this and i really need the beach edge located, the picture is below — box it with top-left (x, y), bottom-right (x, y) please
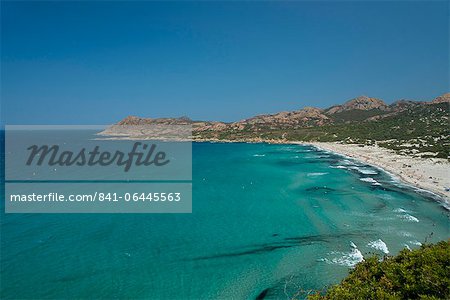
top-left (298, 141), bottom-right (449, 207)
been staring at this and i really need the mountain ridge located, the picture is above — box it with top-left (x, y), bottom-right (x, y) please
top-left (108, 93), bottom-right (449, 158)
top-left (116, 93), bottom-right (449, 128)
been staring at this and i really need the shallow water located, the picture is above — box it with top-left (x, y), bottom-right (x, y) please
top-left (1, 140), bottom-right (449, 299)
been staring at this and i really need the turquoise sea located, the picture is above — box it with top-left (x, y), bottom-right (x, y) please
top-left (1, 137), bottom-right (449, 299)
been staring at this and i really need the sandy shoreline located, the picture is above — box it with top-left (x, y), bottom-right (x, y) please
top-left (302, 142), bottom-right (449, 205)
top-left (98, 133), bottom-right (450, 205)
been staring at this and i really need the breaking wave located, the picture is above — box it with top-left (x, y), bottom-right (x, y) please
top-left (321, 241), bottom-right (364, 267)
top-left (393, 208), bottom-right (409, 213)
top-left (397, 214), bottom-right (420, 222)
top-left (330, 165), bottom-right (347, 169)
top-left (368, 239), bottom-right (389, 254)
top-left (360, 177), bottom-right (381, 185)
top-left (408, 240), bottom-right (422, 246)
top-left (350, 166), bottom-right (378, 175)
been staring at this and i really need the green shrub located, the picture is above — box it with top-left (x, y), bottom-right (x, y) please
top-left (309, 240), bottom-right (450, 300)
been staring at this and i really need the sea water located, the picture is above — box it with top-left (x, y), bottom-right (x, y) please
top-left (1, 134), bottom-right (449, 299)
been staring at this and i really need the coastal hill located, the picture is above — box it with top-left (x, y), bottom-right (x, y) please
top-left (110, 93), bottom-right (450, 158)
top-left (325, 95), bottom-right (388, 114)
top-left (431, 92), bottom-right (450, 104)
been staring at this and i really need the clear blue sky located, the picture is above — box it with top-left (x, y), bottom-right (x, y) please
top-left (1, 1), bottom-right (448, 124)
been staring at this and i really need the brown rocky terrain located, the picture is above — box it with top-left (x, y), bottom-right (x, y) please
top-left (430, 93), bottom-right (450, 104)
top-left (117, 115), bottom-right (193, 125)
top-left (107, 93), bottom-right (449, 140)
top-left (325, 96), bottom-right (388, 114)
top-left (232, 106), bottom-right (331, 128)
top-left (388, 99), bottom-right (422, 112)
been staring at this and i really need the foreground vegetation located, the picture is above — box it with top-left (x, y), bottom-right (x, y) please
top-left (308, 240), bottom-right (450, 300)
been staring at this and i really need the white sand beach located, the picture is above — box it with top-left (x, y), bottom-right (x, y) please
top-left (304, 142), bottom-right (450, 204)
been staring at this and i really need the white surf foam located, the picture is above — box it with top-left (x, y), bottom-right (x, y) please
top-left (360, 177), bottom-right (381, 185)
top-left (307, 172), bottom-right (329, 176)
top-left (368, 239), bottom-right (389, 254)
top-left (330, 165), bottom-right (347, 169)
top-left (397, 214), bottom-right (419, 222)
top-left (350, 166), bottom-right (378, 175)
top-left (322, 241), bottom-right (364, 267)
top-left (408, 240), bottom-right (422, 246)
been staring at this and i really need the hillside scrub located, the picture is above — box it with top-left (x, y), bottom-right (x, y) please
top-left (308, 240), bottom-right (450, 300)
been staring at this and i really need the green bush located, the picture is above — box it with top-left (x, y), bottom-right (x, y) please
top-left (309, 240), bottom-right (450, 300)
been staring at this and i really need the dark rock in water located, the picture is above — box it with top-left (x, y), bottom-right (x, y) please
top-left (272, 233), bottom-right (279, 237)
top-left (306, 186), bottom-right (336, 192)
top-left (370, 201), bottom-right (387, 213)
top-left (284, 231), bottom-right (374, 244)
top-left (256, 288), bottom-right (270, 300)
top-left (189, 231), bottom-right (375, 262)
top-left (191, 244), bottom-right (293, 260)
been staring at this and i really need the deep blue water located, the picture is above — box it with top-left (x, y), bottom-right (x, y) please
top-left (1, 138), bottom-right (449, 299)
